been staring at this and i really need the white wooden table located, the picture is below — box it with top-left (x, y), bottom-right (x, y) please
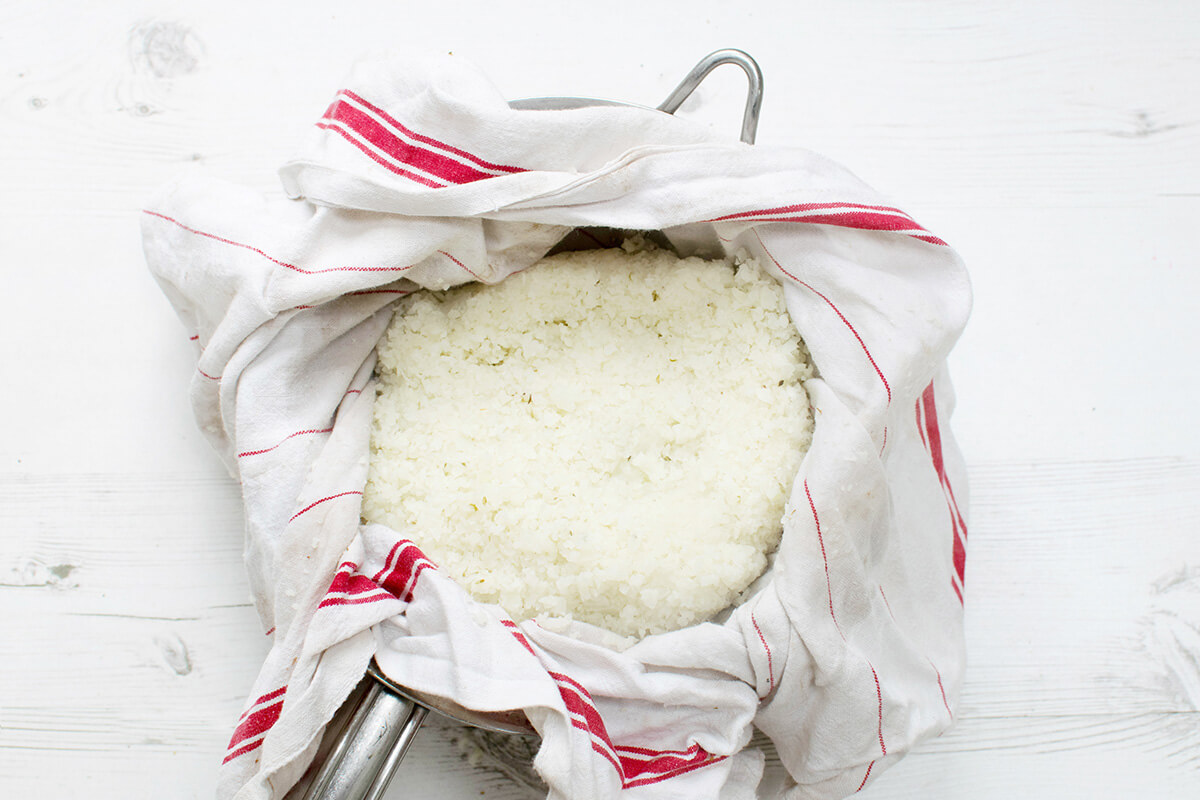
top-left (3, 2), bottom-right (1198, 797)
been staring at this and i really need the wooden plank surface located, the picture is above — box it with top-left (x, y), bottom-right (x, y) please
top-left (2, 1), bottom-right (1198, 798)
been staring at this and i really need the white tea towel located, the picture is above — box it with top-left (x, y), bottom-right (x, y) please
top-left (142, 52), bottom-right (971, 800)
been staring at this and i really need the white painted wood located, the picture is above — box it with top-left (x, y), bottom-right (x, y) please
top-left (2, 1), bottom-right (1198, 798)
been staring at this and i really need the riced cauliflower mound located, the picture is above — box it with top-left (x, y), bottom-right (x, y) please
top-left (362, 244), bottom-right (814, 639)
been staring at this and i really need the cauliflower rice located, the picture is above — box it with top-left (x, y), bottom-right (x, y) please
top-left (362, 244), bottom-right (814, 638)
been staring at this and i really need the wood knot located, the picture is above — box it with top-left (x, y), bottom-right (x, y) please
top-left (129, 21), bottom-right (204, 79)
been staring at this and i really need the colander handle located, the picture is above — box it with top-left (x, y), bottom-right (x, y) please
top-left (299, 677), bottom-right (428, 800)
top-left (657, 49), bottom-right (764, 144)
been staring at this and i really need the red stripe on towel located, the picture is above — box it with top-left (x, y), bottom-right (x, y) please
top-left (142, 210), bottom-right (422, 275)
top-left (548, 668), bottom-right (727, 786)
top-left (437, 249), bottom-right (484, 280)
top-left (930, 659), bottom-right (953, 718)
top-left (855, 761), bottom-right (876, 792)
top-left (288, 491), bottom-right (363, 523)
top-left (917, 381), bottom-right (968, 596)
top-left (753, 230), bottom-right (892, 403)
top-left (324, 99), bottom-right (498, 185)
top-left (713, 201), bottom-right (920, 223)
top-left (712, 202), bottom-right (948, 247)
top-left (805, 479), bottom-right (845, 640)
top-left (316, 121), bottom-right (448, 188)
top-left (224, 686), bottom-right (287, 762)
top-left (340, 89), bottom-right (526, 175)
top-left (496, 625), bottom-right (727, 787)
top-left (372, 539), bottom-right (437, 602)
top-left (750, 611), bottom-right (776, 696)
top-left (237, 427), bottom-right (332, 458)
top-left (869, 663), bottom-right (887, 755)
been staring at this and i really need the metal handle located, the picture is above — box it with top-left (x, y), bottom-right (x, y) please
top-left (509, 49), bottom-right (764, 145)
top-left (657, 49), bottom-right (764, 144)
top-left (301, 678), bottom-right (428, 800)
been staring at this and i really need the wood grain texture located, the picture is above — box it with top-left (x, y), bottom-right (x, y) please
top-left (2, 1), bottom-right (1198, 798)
